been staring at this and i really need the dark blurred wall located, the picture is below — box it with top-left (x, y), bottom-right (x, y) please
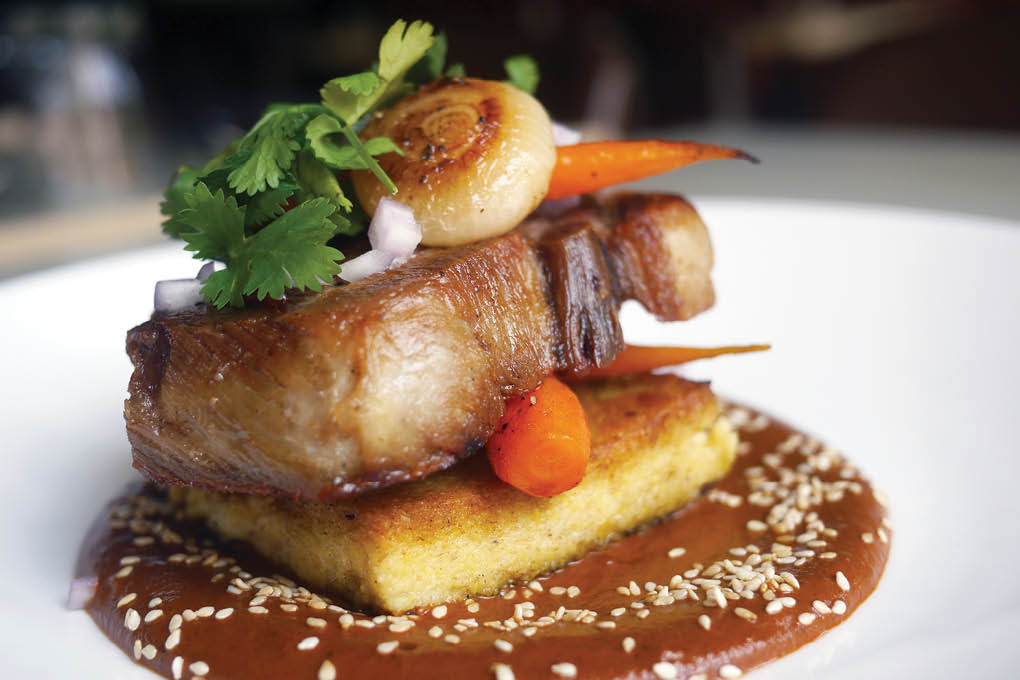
top-left (1, 0), bottom-right (1018, 217)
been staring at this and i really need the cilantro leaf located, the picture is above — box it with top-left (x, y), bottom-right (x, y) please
top-left (504, 54), bottom-right (539, 94)
top-left (378, 20), bottom-right (435, 81)
top-left (198, 198), bottom-right (343, 309)
top-left (243, 198), bottom-right (343, 301)
top-left (321, 20), bottom-right (434, 126)
top-left (293, 148), bottom-right (353, 213)
top-left (445, 62), bottom-right (466, 77)
top-left (244, 181), bottom-right (297, 230)
top-left (177, 183), bottom-right (246, 263)
top-left (227, 105), bottom-right (319, 196)
top-left (406, 31), bottom-right (447, 84)
top-left (305, 113), bottom-right (401, 193)
top-left (160, 166), bottom-right (200, 239)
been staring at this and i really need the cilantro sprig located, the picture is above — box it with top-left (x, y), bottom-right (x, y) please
top-left (161, 19), bottom-right (442, 309)
top-left (160, 19), bottom-right (541, 309)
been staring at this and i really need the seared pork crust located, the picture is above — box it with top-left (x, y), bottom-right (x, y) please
top-left (126, 193), bottom-right (715, 500)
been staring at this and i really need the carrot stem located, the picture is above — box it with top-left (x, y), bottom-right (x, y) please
top-left (568, 343), bottom-right (770, 380)
top-left (546, 140), bottom-right (758, 201)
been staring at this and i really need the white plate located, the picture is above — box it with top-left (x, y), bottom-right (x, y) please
top-left (1, 198), bottom-right (1018, 678)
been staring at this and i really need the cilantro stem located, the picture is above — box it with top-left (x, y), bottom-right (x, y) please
top-left (340, 126), bottom-right (398, 195)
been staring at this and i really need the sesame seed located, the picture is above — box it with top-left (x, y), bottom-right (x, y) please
top-left (171, 656), bottom-right (183, 680)
top-left (389, 620), bottom-right (413, 633)
top-left (189, 661), bottom-right (209, 676)
top-left (832, 600), bottom-right (847, 615)
top-left (529, 580), bottom-right (543, 592)
top-left (734, 607), bottom-right (756, 622)
top-left (622, 637), bottom-right (636, 653)
top-left (798, 612), bottom-right (817, 625)
top-left (133, 536), bottom-right (155, 547)
top-left (215, 608), bottom-right (233, 620)
top-left (596, 621), bottom-right (616, 629)
top-left (812, 600), bottom-right (831, 615)
top-left (248, 606), bottom-right (268, 615)
top-left (467, 602), bottom-right (480, 613)
top-left (836, 571), bottom-right (851, 592)
top-left (689, 675), bottom-right (707, 680)
top-left (296, 636), bottom-right (319, 651)
top-left (652, 662), bottom-right (677, 679)
top-left (427, 626), bottom-right (442, 638)
top-left (318, 660), bottom-right (337, 680)
top-left (668, 547), bottom-right (687, 558)
top-left (861, 532), bottom-right (874, 544)
top-left (820, 552), bottom-right (837, 559)
top-left (611, 607), bottom-right (626, 616)
top-left (494, 639), bottom-right (513, 653)
top-left (133, 639), bottom-right (142, 660)
top-left (145, 609), bottom-right (164, 623)
top-left (629, 581), bottom-right (641, 596)
top-left (431, 605), bottom-right (448, 619)
top-left (444, 634), bottom-right (461, 644)
top-left (124, 608), bottom-right (141, 631)
top-left (491, 662), bottom-right (516, 680)
top-left (196, 606), bottom-right (214, 618)
top-left (141, 644), bottom-right (157, 660)
top-left (878, 528), bottom-right (889, 543)
top-left (280, 603), bottom-right (298, 613)
top-left (636, 609), bottom-right (650, 619)
top-left (567, 586), bottom-right (581, 598)
top-left (551, 662), bottom-right (577, 678)
top-left (168, 614), bottom-right (182, 632)
top-left (115, 566), bottom-right (133, 579)
top-left (719, 663), bottom-right (743, 678)
top-left (746, 520), bottom-right (768, 532)
top-left (182, 609), bottom-right (197, 622)
top-left (165, 629), bottom-right (181, 650)
top-left (117, 593), bottom-right (137, 608)
top-left (549, 586), bottom-right (566, 596)
top-left (765, 600), bottom-right (783, 615)
top-left (698, 614), bottom-right (711, 630)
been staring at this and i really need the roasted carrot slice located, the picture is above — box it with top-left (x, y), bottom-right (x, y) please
top-left (485, 376), bottom-right (591, 497)
top-left (569, 343), bottom-right (770, 380)
top-left (546, 140), bottom-right (757, 201)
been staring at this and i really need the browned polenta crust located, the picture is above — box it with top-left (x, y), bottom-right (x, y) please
top-left (173, 374), bottom-right (735, 613)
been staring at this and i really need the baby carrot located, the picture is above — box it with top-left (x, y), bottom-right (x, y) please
top-left (570, 343), bottom-right (770, 380)
top-left (546, 140), bottom-right (757, 201)
top-left (485, 376), bottom-right (591, 498)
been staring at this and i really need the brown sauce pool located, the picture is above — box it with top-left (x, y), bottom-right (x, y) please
top-left (75, 406), bottom-right (891, 679)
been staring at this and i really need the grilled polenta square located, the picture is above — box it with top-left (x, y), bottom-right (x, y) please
top-left (172, 373), bottom-right (736, 613)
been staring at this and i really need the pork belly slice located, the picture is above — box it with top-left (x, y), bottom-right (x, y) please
top-left (172, 374), bottom-right (737, 613)
top-left (127, 193), bottom-right (715, 500)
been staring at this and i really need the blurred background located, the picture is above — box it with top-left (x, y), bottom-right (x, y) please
top-left (1, 0), bottom-right (1018, 277)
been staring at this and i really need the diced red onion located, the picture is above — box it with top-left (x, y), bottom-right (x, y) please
top-left (67, 575), bottom-right (97, 610)
top-left (154, 278), bottom-right (205, 313)
top-left (368, 197), bottom-right (422, 258)
top-left (552, 121), bottom-right (582, 146)
top-left (196, 261), bottom-right (216, 281)
top-left (339, 249), bottom-right (394, 283)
